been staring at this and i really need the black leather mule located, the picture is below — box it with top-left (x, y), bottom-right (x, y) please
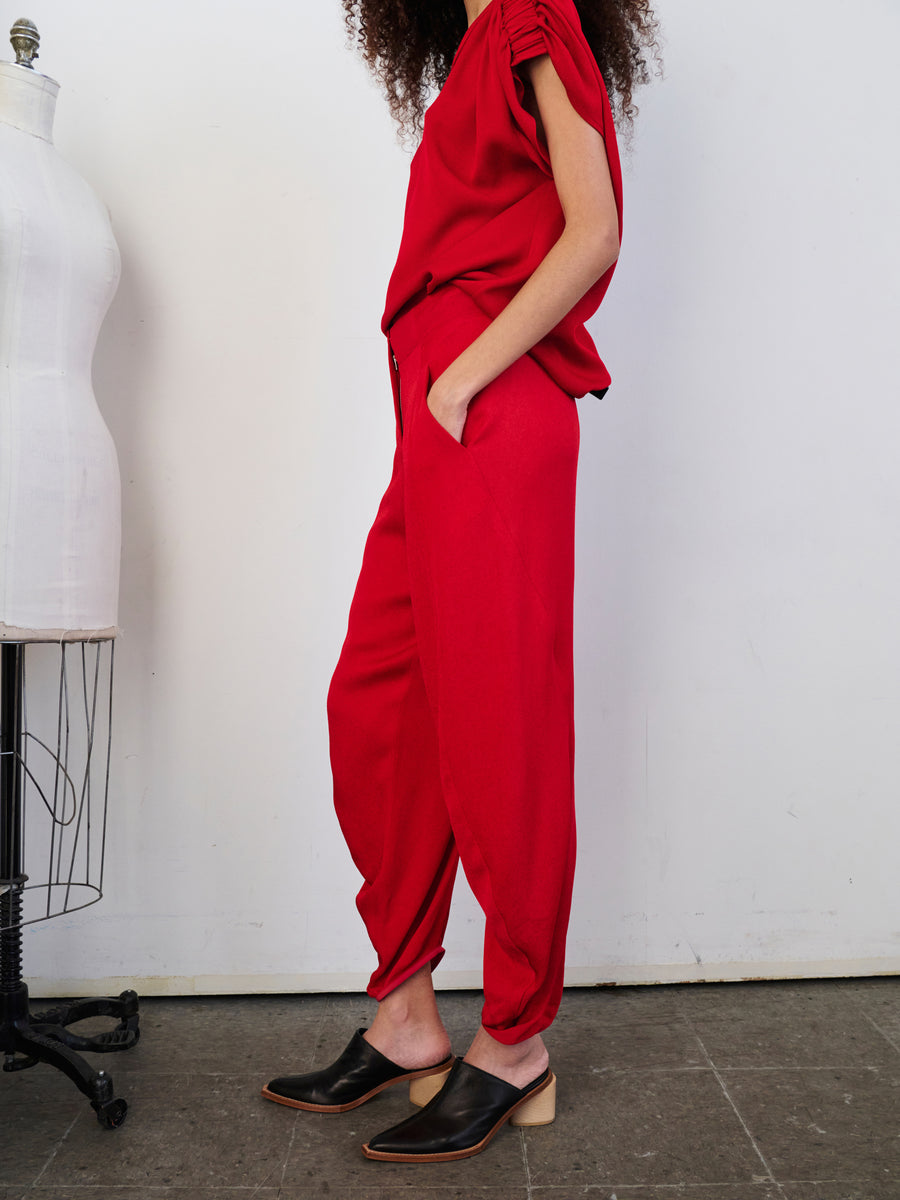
top-left (262, 1028), bottom-right (453, 1113)
top-left (362, 1057), bottom-right (556, 1161)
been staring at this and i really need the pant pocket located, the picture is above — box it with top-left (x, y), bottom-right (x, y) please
top-left (418, 361), bottom-right (469, 451)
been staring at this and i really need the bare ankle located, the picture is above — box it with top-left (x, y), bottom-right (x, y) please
top-left (463, 1027), bottom-right (549, 1089)
top-left (363, 967), bottom-right (451, 1069)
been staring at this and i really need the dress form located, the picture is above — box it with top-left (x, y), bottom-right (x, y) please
top-left (0, 42), bottom-right (122, 641)
top-left (0, 25), bottom-right (136, 1132)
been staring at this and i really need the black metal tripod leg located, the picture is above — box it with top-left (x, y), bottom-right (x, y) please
top-left (30, 989), bottom-right (140, 1052)
top-left (32, 989), bottom-right (139, 1025)
top-left (12, 1026), bottom-right (128, 1127)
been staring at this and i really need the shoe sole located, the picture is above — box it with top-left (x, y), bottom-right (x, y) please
top-left (361, 1070), bottom-right (556, 1161)
top-left (261, 1059), bottom-right (453, 1114)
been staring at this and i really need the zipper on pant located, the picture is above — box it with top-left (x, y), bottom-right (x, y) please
top-left (390, 348), bottom-right (403, 436)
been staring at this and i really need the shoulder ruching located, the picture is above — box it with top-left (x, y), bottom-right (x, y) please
top-left (498, 0), bottom-right (621, 181)
top-left (501, 0), bottom-right (547, 66)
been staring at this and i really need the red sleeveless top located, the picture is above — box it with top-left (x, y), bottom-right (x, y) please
top-left (382, 0), bottom-right (623, 399)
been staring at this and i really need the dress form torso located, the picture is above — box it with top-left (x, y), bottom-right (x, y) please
top-left (0, 59), bottom-right (122, 640)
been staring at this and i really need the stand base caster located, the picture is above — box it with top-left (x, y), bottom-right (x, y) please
top-left (94, 1096), bottom-right (128, 1128)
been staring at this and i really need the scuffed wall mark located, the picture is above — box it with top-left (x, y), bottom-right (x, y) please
top-left (747, 639), bottom-right (765, 674)
top-left (685, 939), bottom-right (703, 965)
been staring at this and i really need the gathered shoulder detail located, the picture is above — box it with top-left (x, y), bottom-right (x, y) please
top-left (496, 0), bottom-right (619, 157)
top-left (500, 0), bottom-right (547, 66)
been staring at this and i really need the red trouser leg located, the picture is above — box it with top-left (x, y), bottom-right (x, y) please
top-left (327, 443), bottom-right (460, 997)
top-left (328, 288), bottom-right (579, 1045)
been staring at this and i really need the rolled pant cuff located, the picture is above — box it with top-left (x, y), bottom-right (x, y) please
top-left (481, 1012), bottom-right (553, 1046)
top-left (367, 947), bottom-right (446, 1002)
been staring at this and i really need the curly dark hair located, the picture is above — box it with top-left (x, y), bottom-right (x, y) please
top-left (342, 0), bottom-right (661, 139)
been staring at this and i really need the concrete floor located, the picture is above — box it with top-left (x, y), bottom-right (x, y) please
top-left (1, 978), bottom-right (898, 1199)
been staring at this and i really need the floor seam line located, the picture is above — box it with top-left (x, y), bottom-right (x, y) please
top-left (860, 1009), bottom-right (900, 1057)
top-left (26, 1108), bottom-right (81, 1188)
top-left (521, 1125), bottom-right (534, 1199)
top-left (277, 1110), bottom-right (300, 1193)
top-left (529, 1186), bottom-right (794, 1193)
top-left (682, 1016), bottom-right (788, 1200)
top-left (716, 1064), bottom-right (882, 1073)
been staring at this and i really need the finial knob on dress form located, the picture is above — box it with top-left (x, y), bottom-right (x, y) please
top-left (10, 17), bottom-right (40, 68)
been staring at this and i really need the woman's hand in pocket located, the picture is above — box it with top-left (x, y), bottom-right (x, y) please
top-left (426, 369), bottom-right (471, 443)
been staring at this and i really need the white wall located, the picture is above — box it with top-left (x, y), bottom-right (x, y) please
top-left (18, 0), bottom-right (900, 994)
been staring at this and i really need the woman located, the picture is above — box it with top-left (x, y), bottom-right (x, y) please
top-left (263, 0), bottom-right (659, 1163)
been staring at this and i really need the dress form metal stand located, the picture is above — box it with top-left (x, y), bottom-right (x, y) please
top-left (1, 642), bottom-right (138, 1128)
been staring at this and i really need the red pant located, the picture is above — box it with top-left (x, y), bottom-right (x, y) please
top-left (327, 286), bottom-right (579, 1045)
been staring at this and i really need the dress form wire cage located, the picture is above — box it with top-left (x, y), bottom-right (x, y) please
top-left (3, 639), bottom-right (114, 930)
top-left (1, 641), bottom-right (138, 1128)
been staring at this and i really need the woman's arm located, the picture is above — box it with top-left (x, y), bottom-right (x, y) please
top-left (427, 52), bottom-right (621, 441)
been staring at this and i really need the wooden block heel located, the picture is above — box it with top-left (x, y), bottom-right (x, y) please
top-left (510, 1071), bottom-right (556, 1126)
top-left (409, 1063), bottom-right (453, 1107)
